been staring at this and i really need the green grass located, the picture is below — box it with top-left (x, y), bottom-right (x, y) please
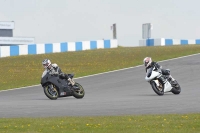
top-left (1, 45), bottom-right (200, 91)
top-left (1, 45), bottom-right (200, 133)
top-left (0, 114), bottom-right (199, 133)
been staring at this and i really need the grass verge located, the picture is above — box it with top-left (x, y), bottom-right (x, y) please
top-left (1, 45), bottom-right (200, 91)
top-left (1, 45), bottom-right (200, 132)
top-left (0, 114), bottom-right (199, 133)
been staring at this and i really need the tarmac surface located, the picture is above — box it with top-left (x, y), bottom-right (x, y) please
top-left (0, 54), bottom-right (200, 118)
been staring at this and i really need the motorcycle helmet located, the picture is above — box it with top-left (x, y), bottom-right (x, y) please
top-left (42, 59), bottom-right (52, 69)
top-left (143, 57), bottom-right (152, 68)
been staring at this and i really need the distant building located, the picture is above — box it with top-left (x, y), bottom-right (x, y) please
top-left (0, 21), bottom-right (35, 46)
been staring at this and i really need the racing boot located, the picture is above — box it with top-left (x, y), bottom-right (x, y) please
top-left (68, 77), bottom-right (75, 86)
top-left (64, 74), bottom-right (75, 86)
top-left (169, 75), bottom-right (176, 85)
top-left (169, 75), bottom-right (175, 81)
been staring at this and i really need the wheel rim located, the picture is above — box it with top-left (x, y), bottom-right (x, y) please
top-left (47, 85), bottom-right (58, 97)
top-left (172, 81), bottom-right (180, 90)
top-left (156, 82), bottom-right (163, 92)
top-left (74, 84), bottom-right (84, 96)
top-left (174, 86), bottom-right (180, 91)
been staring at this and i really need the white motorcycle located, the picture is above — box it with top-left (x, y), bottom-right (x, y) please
top-left (145, 67), bottom-right (181, 96)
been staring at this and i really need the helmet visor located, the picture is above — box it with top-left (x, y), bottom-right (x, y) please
top-left (43, 63), bottom-right (49, 68)
top-left (144, 61), bottom-right (148, 67)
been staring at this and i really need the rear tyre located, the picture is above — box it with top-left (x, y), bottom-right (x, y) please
top-left (43, 84), bottom-right (59, 100)
top-left (72, 83), bottom-right (85, 99)
top-left (150, 81), bottom-right (164, 96)
top-left (171, 80), bottom-right (181, 95)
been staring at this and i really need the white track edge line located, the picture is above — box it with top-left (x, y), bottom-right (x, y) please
top-left (1, 52), bottom-right (200, 92)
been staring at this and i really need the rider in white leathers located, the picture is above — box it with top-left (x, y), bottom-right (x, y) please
top-left (143, 57), bottom-right (175, 84)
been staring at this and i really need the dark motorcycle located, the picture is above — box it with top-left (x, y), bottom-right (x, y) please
top-left (41, 71), bottom-right (85, 100)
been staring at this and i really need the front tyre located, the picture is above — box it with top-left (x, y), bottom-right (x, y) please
top-left (150, 81), bottom-right (164, 96)
top-left (43, 84), bottom-right (59, 100)
top-left (171, 80), bottom-right (181, 95)
top-left (72, 82), bottom-right (85, 99)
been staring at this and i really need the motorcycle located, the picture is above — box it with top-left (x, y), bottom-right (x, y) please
top-left (145, 67), bottom-right (181, 96)
top-left (41, 70), bottom-right (85, 100)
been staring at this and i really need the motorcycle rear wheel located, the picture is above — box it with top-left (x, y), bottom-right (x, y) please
top-left (171, 80), bottom-right (181, 95)
top-left (43, 84), bottom-right (59, 100)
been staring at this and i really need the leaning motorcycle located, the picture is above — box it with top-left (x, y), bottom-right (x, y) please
top-left (41, 71), bottom-right (85, 100)
top-left (145, 67), bottom-right (181, 96)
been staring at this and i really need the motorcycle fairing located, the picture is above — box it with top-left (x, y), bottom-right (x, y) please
top-left (41, 73), bottom-right (72, 96)
top-left (163, 81), bottom-right (173, 92)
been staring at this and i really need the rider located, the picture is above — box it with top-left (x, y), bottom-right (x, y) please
top-left (143, 57), bottom-right (175, 84)
top-left (42, 59), bottom-right (75, 85)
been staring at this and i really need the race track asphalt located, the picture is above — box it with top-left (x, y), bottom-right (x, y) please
top-left (0, 54), bottom-right (200, 118)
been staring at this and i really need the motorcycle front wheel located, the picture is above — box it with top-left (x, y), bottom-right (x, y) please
top-left (72, 82), bottom-right (85, 99)
top-left (150, 81), bottom-right (164, 96)
top-left (43, 84), bottom-right (59, 100)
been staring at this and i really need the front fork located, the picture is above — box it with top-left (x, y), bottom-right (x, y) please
top-left (48, 84), bottom-right (55, 91)
top-left (155, 75), bottom-right (166, 92)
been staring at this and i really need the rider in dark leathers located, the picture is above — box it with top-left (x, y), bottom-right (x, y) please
top-left (42, 59), bottom-right (74, 85)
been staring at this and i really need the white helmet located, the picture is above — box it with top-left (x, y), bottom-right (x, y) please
top-left (143, 57), bottom-right (152, 68)
top-left (42, 59), bottom-right (52, 69)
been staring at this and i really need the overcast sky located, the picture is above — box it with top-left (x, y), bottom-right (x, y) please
top-left (0, 0), bottom-right (200, 46)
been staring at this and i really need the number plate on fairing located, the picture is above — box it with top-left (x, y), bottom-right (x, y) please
top-left (60, 92), bottom-right (66, 96)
